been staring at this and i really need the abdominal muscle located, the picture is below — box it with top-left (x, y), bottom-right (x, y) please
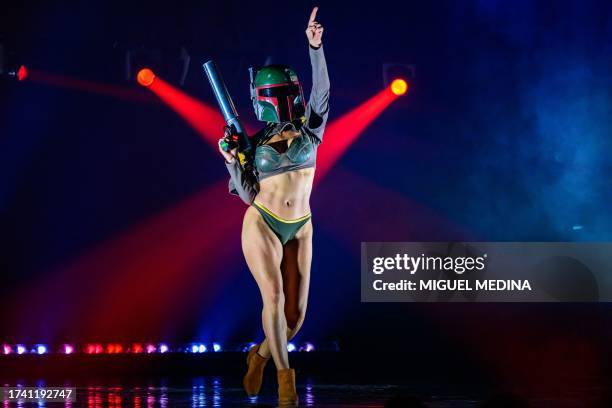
top-left (255, 167), bottom-right (315, 220)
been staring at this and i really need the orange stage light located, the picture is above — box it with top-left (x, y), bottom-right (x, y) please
top-left (390, 78), bottom-right (408, 96)
top-left (137, 68), bottom-right (156, 87)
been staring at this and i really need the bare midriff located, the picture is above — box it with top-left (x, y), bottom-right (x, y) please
top-left (254, 130), bottom-right (315, 220)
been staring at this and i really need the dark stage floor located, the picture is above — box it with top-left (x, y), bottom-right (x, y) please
top-left (1, 353), bottom-right (610, 407)
top-left (0, 377), bottom-right (608, 407)
top-left (0, 378), bottom-right (477, 407)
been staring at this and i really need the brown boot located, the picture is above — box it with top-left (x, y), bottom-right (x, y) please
top-left (243, 344), bottom-right (269, 396)
top-left (277, 368), bottom-right (298, 406)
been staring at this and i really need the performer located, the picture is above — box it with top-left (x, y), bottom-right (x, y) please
top-left (218, 7), bottom-right (328, 406)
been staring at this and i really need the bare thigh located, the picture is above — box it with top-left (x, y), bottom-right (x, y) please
top-left (241, 206), bottom-right (284, 298)
top-left (281, 220), bottom-right (313, 330)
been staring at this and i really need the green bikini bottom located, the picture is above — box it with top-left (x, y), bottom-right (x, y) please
top-left (253, 201), bottom-right (312, 245)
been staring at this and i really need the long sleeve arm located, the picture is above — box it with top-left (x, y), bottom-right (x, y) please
top-left (225, 159), bottom-right (258, 205)
top-left (304, 44), bottom-right (330, 143)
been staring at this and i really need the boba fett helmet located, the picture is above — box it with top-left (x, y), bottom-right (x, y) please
top-left (249, 65), bottom-right (306, 123)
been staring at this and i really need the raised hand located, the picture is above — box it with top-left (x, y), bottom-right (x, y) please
top-left (305, 7), bottom-right (324, 48)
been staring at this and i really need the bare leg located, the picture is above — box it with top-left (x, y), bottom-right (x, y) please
top-left (256, 220), bottom-right (313, 359)
top-left (242, 206), bottom-right (289, 369)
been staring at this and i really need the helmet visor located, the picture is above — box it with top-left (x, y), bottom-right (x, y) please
top-left (256, 82), bottom-right (305, 122)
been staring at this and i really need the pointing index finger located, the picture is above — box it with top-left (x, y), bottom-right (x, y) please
top-left (308, 7), bottom-right (318, 24)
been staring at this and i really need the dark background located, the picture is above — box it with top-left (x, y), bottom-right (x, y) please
top-left (1, 0), bottom-right (612, 391)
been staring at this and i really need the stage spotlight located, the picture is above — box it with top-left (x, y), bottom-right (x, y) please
top-left (382, 62), bottom-right (415, 92)
top-left (17, 65), bottom-right (28, 81)
top-left (16, 345), bottom-right (27, 355)
top-left (390, 78), bottom-right (408, 96)
top-left (145, 344), bottom-right (156, 353)
top-left (299, 342), bottom-right (315, 352)
top-left (190, 343), bottom-right (207, 353)
top-left (1, 44), bottom-right (28, 81)
top-left (86, 343), bottom-right (103, 354)
top-left (62, 344), bottom-right (74, 354)
top-left (159, 343), bottom-right (169, 353)
top-left (137, 68), bottom-right (156, 87)
top-left (2, 344), bottom-right (13, 355)
top-left (34, 344), bottom-right (48, 355)
top-left (212, 343), bottom-right (222, 352)
top-left (106, 343), bottom-right (123, 354)
top-left (287, 342), bottom-right (297, 352)
top-left (125, 46), bottom-right (190, 86)
top-left (3, 64), bottom-right (28, 81)
top-left (131, 343), bottom-right (144, 354)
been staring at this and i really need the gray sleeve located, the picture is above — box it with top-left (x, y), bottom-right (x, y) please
top-left (304, 44), bottom-right (330, 144)
top-left (225, 160), bottom-right (259, 205)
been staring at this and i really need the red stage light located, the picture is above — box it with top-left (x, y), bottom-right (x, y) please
top-left (131, 343), bottom-right (144, 354)
top-left (106, 343), bottom-right (123, 354)
top-left (137, 68), bottom-right (156, 87)
top-left (17, 65), bottom-right (28, 81)
top-left (390, 78), bottom-right (408, 96)
top-left (86, 343), bottom-right (103, 354)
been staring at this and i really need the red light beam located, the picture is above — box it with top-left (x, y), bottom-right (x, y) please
top-left (147, 77), bottom-right (225, 146)
top-left (315, 87), bottom-right (399, 183)
top-left (2, 181), bottom-right (245, 340)
top-left (26, 69), bottom-right (154, 103)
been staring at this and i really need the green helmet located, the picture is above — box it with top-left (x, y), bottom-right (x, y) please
top-left (249, 65), bottom-right (306, 123)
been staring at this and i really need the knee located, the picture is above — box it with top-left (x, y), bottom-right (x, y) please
top-left (262, 280), bottom-right (285, 309)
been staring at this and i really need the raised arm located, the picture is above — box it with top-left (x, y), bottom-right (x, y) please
top-left (304, 7), bottom-right (330, 143)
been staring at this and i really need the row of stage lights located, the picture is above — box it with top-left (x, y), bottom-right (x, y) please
top-left (1, 342), bottom-right (316, 356)
top-left (6, 64), bottom-right (409, 96)
top-left (135, 67), bottom-right (409, 96)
